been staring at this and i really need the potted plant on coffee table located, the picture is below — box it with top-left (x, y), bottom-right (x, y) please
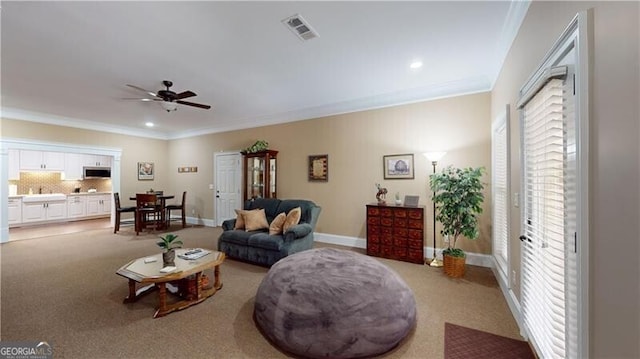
top-left (157, 233), bottom-right (183, 266)
top-left (429, 166), bottom-right (485, 277)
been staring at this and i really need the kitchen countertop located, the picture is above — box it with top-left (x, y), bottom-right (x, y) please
top-left (9, 192), bottom-right (112, 199)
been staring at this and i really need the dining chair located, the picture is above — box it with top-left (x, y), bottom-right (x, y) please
top-left (114, 193), bottom-right (136, 233)
top-left (135, 193), bottom-right (163, 235)
top-left (166, 191), bottom-right (187, 228)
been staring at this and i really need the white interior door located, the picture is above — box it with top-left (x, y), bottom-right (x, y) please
top-left (214, 152), bottom-right (241, 226)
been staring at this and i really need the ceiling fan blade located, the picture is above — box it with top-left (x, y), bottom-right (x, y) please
top-left (176, 100), bottom-right (211, 110)
top-left (121, 98), bottom-right (155, 102)
top-left (126, 84), bottom-right (158, 98)
top-left (174, 90), bottom-right (197, 100)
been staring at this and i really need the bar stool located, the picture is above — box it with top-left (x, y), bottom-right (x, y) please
top-left (166, 191), bottom-right (187, 228)
top-left (135, 193), bottom-right (163, 235)
top-left (114, 193), bottom-right (136, 233)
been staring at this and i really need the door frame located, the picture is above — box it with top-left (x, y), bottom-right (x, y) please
top-left (516, 11), bottom-right (590, 358)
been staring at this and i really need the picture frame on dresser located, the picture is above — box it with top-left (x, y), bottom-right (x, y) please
top-left (403, 195), bottom-right (419, 207)
top-left (383, 154), bottom-right (414, 179)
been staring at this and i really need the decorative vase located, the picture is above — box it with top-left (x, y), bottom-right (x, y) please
top-left (443, 254), bottom-right (465, 278)
top-left (162, 250), bottom-right (176, 266)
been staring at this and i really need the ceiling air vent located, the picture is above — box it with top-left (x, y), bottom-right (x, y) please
top-left (282, 14), bottom-right (319, 41)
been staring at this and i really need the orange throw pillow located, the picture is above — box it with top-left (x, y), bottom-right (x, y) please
top-left (244, 208), bottom-right (270, 231)
top-left (234, 209), bottom-right (258, 230)
top-left (269, 212), bottom-right (287, 235)
top-left (282, 207), bottom-right (301, 233)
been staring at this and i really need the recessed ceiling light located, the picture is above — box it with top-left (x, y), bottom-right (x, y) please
top-left (145, 122), bottom-right (154, 127)
top-left (410, 61), bottom-right (423, 69)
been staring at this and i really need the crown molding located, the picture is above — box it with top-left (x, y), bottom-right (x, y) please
top-left (1, 107), bottom-right (170, 140)
top-left (171, 76), bottom-right (492, 139)
top-left (490, 0), bottom-right (531, 87)
top-left (4, 76), bottom-right (491, 140)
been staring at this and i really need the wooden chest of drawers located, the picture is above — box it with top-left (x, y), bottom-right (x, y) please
top-left (366, 203), bottom-right (424, 264)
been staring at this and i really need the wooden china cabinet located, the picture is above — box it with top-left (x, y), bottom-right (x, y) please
top-left (242, 150), bottom-right (278, 202)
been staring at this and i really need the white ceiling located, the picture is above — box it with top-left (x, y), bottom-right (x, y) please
top-left (2, 1), bottom-right (529, 140)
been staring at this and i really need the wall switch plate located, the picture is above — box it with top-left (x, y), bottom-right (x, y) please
top-left (511, 270), bottom-right (517, 287)
top-left (208, 184), bottom-right (214, 190)
top-left (513, 192), bottom-right (520, 207)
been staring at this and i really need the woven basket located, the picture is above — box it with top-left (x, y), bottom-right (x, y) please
top-left (176, 274), bottom-right (209, 300)
top-left (443, 254), bottom-right (466, 278)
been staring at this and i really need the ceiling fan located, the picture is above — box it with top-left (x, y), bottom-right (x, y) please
top-left (124, 80), bottom-right (211, 112)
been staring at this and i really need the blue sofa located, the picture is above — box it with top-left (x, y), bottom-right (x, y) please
top-left (217, 198), bottom-right (321, 267)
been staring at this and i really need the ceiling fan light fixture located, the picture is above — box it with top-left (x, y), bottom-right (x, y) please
top-left (160, 101), bottom-right (177, 112)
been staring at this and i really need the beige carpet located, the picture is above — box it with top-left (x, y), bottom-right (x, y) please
top-left (1, 225), bottom-right (524, 358)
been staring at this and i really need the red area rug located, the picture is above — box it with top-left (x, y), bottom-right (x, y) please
top-left (445, 323), bottom-right (536, 359)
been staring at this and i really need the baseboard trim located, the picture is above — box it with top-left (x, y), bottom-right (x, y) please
top-left (314, 232), bottom-right (367, 249)
top-left (185, 216), bottom-right (215, 228)
top-left (314, 232), bottom-right (493, 268)
top-left (492, 260), bottom-right (525, 338)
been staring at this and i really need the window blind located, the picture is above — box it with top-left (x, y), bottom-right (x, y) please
top-left (492, 113), bottom-right (509, 278)
top-left (521, 78), bottom-right (567, 358)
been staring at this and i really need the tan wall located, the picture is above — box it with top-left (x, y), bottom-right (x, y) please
top-left (169, 92), bottom-right (492, 254)
top-left (3, 91), bottom-right (492, 254)
top-left (491, 1), bottom-right (639, 357)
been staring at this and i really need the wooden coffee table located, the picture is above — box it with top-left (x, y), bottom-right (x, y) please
top-left (116, 249), bottom-right (225, 318)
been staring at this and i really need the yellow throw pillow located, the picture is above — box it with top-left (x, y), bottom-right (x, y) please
top-left (244, 208), bottom-right (270, 231)
top-left (282, 207), bottom-right (301, 233)
top-left (234, 209), bottom-right (258, 230)
top-left (269, 212), bottom-right (287, 235)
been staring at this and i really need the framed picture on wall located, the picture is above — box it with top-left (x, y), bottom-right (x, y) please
top-left (383, 154), bottom-right (414, 179)
top-left (308, 154), bottom-right (328, 182)
top-left (138, 162), bottom-right (154, 180)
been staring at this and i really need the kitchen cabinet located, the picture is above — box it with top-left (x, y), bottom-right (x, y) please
top-left (8, 197), bottom-right (22, 226)
top-left (20, 150), bottom-right (65, 171)
top-left (67, 195), bottom-right (87, 218)
top-left (22, 200), bottom-right (67, 223)
top-left (8, 149), bottom-right (20, 180)
top-left (64, 153), bottom-right (84, 180)
top-left (86, 194), bottom-right (111, 217)
top-left (64, 153), bottom-right (113, 180)
top-left (83, 154), bottom-right (112, 168)
top-left (242, 150), bottom-right (278, 202)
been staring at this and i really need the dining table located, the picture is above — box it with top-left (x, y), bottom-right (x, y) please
top-left (130, 193), bottom-right (175, 230)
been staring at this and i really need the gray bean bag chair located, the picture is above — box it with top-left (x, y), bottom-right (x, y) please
top-left (254, 247), bottom-right (416, 358)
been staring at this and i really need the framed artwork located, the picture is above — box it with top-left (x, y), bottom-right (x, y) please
top-left (404, 195), bottom-right (420, 207)
top-left (383, 154), bottom-right (414, 179)
top-left (178, 166), bottom-right (198, 173)
top-left (138, 162), bottom-right (154, 180)
top-left (308, 154), bottom-right (328, 182)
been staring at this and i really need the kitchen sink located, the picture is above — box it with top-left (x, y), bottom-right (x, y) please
top-left (22, 193), bottom-right (67, 202)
